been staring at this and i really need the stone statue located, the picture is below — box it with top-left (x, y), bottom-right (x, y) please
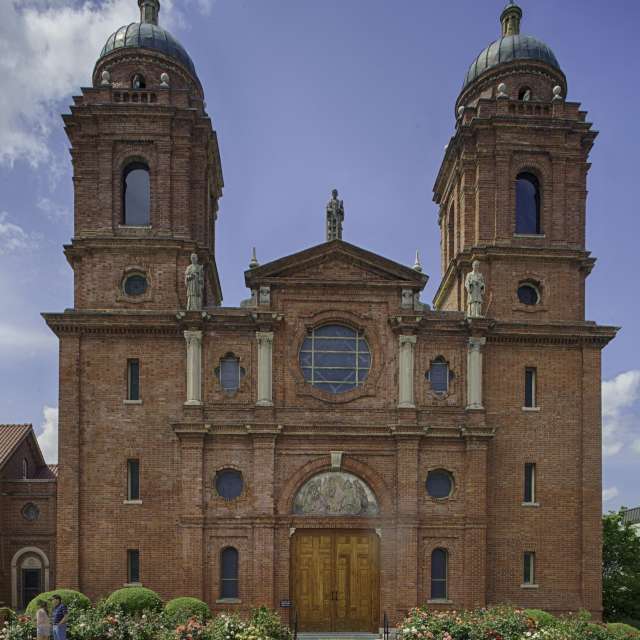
top-left (185, 253), bottom-right (204, 311)
top-left (326, 188), bottom-right (344, 241)
top-left (465, 260), bottom-right (485, 318)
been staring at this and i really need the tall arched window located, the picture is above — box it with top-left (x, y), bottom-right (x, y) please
top-left (220, 547), bottom-right (239, 599)
top-left (22, 458), bottom-right (28, 479)
top-left (132, 74), bottom-right (146, 89)
top-left (515, 172), bottom-right (541, 235)
top-left (122, 162), bottom-right (150, 225)
top-left (431, 548), bottom-right (448, 600)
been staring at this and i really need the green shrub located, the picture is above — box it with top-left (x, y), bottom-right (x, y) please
top-left (608, 622), bottom-right (640, 637)
top-left (25, 589), bottom-right (90, 617)
top-left (102, 586), bottom-right (162, 615)
top-left (0, 607), bottom-right (15, 623)
top-left (250, 607), bottom-right (292, 640)
top-left (525, 608), bottom-right (556, 628)
top-left (164, 597), bottom-right (210, 623)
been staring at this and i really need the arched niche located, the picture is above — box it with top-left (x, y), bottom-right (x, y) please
top-left (11, 546), bottom-right (50, 609)
top-left (293, 471), bottom-right (379, 516)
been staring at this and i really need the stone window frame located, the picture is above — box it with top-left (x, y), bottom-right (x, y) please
top-left (21, 502), bottom-right (40, 522)
top-left (521, 549), bottom-right (538, 588)
top-left (214, 352), bottom-right (247, 396)
top-left (211, 464), bottom-right (249, 506)
top-left (423, 540), bottom-right (457, 605)
top-left (210, 536), bottom-right (247, 605)
top-left (289, 309), bottom-right (384, 405)
top-left (206, 341), bottom-right (252, 404)
top-left (425, 355), bottom-right (455, 398)
top-left (425, 467), bottom-right (457, 503)
top-left (11, 547), bottom-right (50, 609)
top-left (512, 272), bottom-right (549, 314)
top-left (511, 158), bottom-right (550, 239)
top-left (113, 146), bottom-right (157, 232)
top-left (117, 266), bottom-right (153, 304)
top-left (419, 345), bottom-right (462, 406)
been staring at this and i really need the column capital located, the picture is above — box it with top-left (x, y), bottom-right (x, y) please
top-left (399, 334), bottom-right (418, 346)
top-left (468, 336), bottom-right (486, 351)
top-left (256, 331), bottom-right (274, 345)
top-left (184, 329), bottom-right (203, 344)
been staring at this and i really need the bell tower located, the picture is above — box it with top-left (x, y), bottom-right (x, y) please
top-left (432, 1), bottom-right (596, 322)
top-left (63, 0), bottom-right (223, 311)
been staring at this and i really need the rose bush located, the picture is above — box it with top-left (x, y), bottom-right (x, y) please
top-left (398, 606), bottom-right (640, 640)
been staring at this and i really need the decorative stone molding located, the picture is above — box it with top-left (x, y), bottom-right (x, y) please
top-left (256, 331), bottom-right (274, 406)
top-left (331, 451), bottom-right (343, 470)
top-left (398, 335), bottom-right (417, 408)
top-left (466, 337), bottom-right (486, 410)
top-left (184, 330), bottom-right (203, 405)
top-left (11, 547), bottom-right (50, 609)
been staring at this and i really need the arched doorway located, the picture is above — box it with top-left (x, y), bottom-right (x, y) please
top-left (11, 547), bottom-right (50, 610)
top-left (290, 472), bottom-right (380, 633)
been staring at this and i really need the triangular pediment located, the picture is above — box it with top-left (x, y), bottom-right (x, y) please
top-left (245, 240), bottom-right (428, 289)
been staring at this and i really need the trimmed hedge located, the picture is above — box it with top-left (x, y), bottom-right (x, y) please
top-left (608, 622), bottom-right (640, 637)
top-left (164, 597), bottom-right (210, 623)
top-left (102, 587), bottom-right (162, 615)
top-left (524, 609), bottom-right (556, 628)
top-left (25, 589), bottom-right (91, 616)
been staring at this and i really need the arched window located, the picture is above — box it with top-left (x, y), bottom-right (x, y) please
top-left (215, 355), bottom-right (245, 393)
top-left (431, 548), bottom-right (448, 600)
top-left (122, 162), bottom-right (150, 225)
top-left (220, 547), bottom-right (239, 599)
top-left (132, 74), bottom-right (146, 89)
top-left (427, 357), bottom-right (451, 394)
top-left (519, 87), bottom-right (532, 101)
top-left (22, 458), bottom-right (28, 479)
top-left (515, 172), bottom-right (541, 235)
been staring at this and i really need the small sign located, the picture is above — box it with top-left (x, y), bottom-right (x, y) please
top-left (280, 600), bottom-right (292, 608)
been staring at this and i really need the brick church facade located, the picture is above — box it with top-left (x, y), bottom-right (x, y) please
top-left (41, 0), bottom-right (616, 631)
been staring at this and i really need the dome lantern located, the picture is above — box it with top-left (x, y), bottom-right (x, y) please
top-left (500, 1), bottom-right (522, 37)
top-left (138, 0), bottom-right (160, 26)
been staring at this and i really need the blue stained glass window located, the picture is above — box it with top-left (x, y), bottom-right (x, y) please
top-left (426, 469), bottom-right (453, 499)
top-left (220, 547), bottom-right (239, 598)
top-left (299, 324), bottom-right (371, 394)
top-left (215, 469), bottom-right (243, 501)
top-left (515, 172), bottom-right (541, 235)
top-left (219, 356), bottom-right (241, 392)
top-left (428, 359), bottom-right (449, 394)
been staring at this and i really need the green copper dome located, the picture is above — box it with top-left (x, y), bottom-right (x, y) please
top-left (463, 2), bottom-right (561, 90)
top-left (97, 1), bottom-right (196, 77)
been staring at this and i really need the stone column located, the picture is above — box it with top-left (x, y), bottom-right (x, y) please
top-left (398, 335), bottom-right (417, 408)
top-left (466, 336), bottom-right (486, 410)
top-left (256, 331), bottom-right (274, 406)
top-left (184, 330), bottom-right (203, 405)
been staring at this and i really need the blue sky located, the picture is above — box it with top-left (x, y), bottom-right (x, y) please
top-left (0, 0), bottom-right (638, 512)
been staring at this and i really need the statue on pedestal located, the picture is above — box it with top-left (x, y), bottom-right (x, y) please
top-left (326, 188), bottom-right (344, 241)
top-left (465, 260), bottom-right (485, 318)
top-left (185, 253), bottom-right (204, 311)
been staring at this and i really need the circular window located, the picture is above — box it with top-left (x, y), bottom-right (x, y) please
top-left (426, 470), bottom-right (454, 500)
top-left (215, 469), bottom-right (243, 501)
top-left (21, 502), bottom-right (40, 521)
top-left (124, 274), bottom-right (148, 296)
top-left (299, 324), bottom-right (371, 394)
top-left (517, 284), bottom-right (540, 306)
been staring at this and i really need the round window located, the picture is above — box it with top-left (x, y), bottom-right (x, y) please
top-left (426, 470), bottom-right (453, 499)
top-left (21, 502), bottom-right (40, 522)
top-left (299, 324), bottom-right (371, 394)
top-left (124, 274), bottom-right (148, 296)
top-left (517, 284), bottom-right (540, 306)
top-left (215, 469), bottom-right (243, 501)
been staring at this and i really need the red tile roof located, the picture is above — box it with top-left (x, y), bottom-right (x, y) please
top-left (0, 424), bottom-right (32, 469)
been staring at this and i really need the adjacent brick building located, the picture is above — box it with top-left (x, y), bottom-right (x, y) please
top-left (42, 0), bottom-right (617, 631)
top-left (0, 425), bottom-right (57, 610)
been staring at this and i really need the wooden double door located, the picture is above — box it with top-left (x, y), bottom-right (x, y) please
top-left (292, 529), bottom-right (380, 632)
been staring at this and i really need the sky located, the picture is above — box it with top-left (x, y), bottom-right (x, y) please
top-left (0, 0), bottom-right (638, 512)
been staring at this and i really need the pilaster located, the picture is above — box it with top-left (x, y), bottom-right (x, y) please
top-left (256, 331), bottom-right (274, 406)
top-left (398, 335), bottom-right (417, 408)
top-left (466, 336), bottom-right (486, 410)
top-left (184, 330), bottom-right (203, 405)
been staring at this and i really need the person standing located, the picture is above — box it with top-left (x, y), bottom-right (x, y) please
top-left (35, 599), bottom-right (50, 640)
top-left (50, 595), bottom-right (68, 640)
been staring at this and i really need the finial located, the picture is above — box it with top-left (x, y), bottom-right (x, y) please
top-left (552, 85), bottom-right (564, 102)
top-left (413, 250), bottom-right (423, 273)
top-left (326, 188), bottom-right (344, 242)
top-left (500, 1), bottom-right (522, 37)
top-left (249, 247), bottom-right (259, 269)
top-left (139, 0), bottom-right (160, 25)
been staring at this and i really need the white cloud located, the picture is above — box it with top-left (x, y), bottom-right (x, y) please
top-left (37, 405), bottom-right (58, 464)
top-left (603, 487), bottom-right (619, 502)
top-left (0, 211), bottom-right (39, 253)
top-left (0, 0), bottom-right (215, 168)
top-left (37, 196), bottom-right (70, 220)
top-left (602, 370), bottom-right (640, 457)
